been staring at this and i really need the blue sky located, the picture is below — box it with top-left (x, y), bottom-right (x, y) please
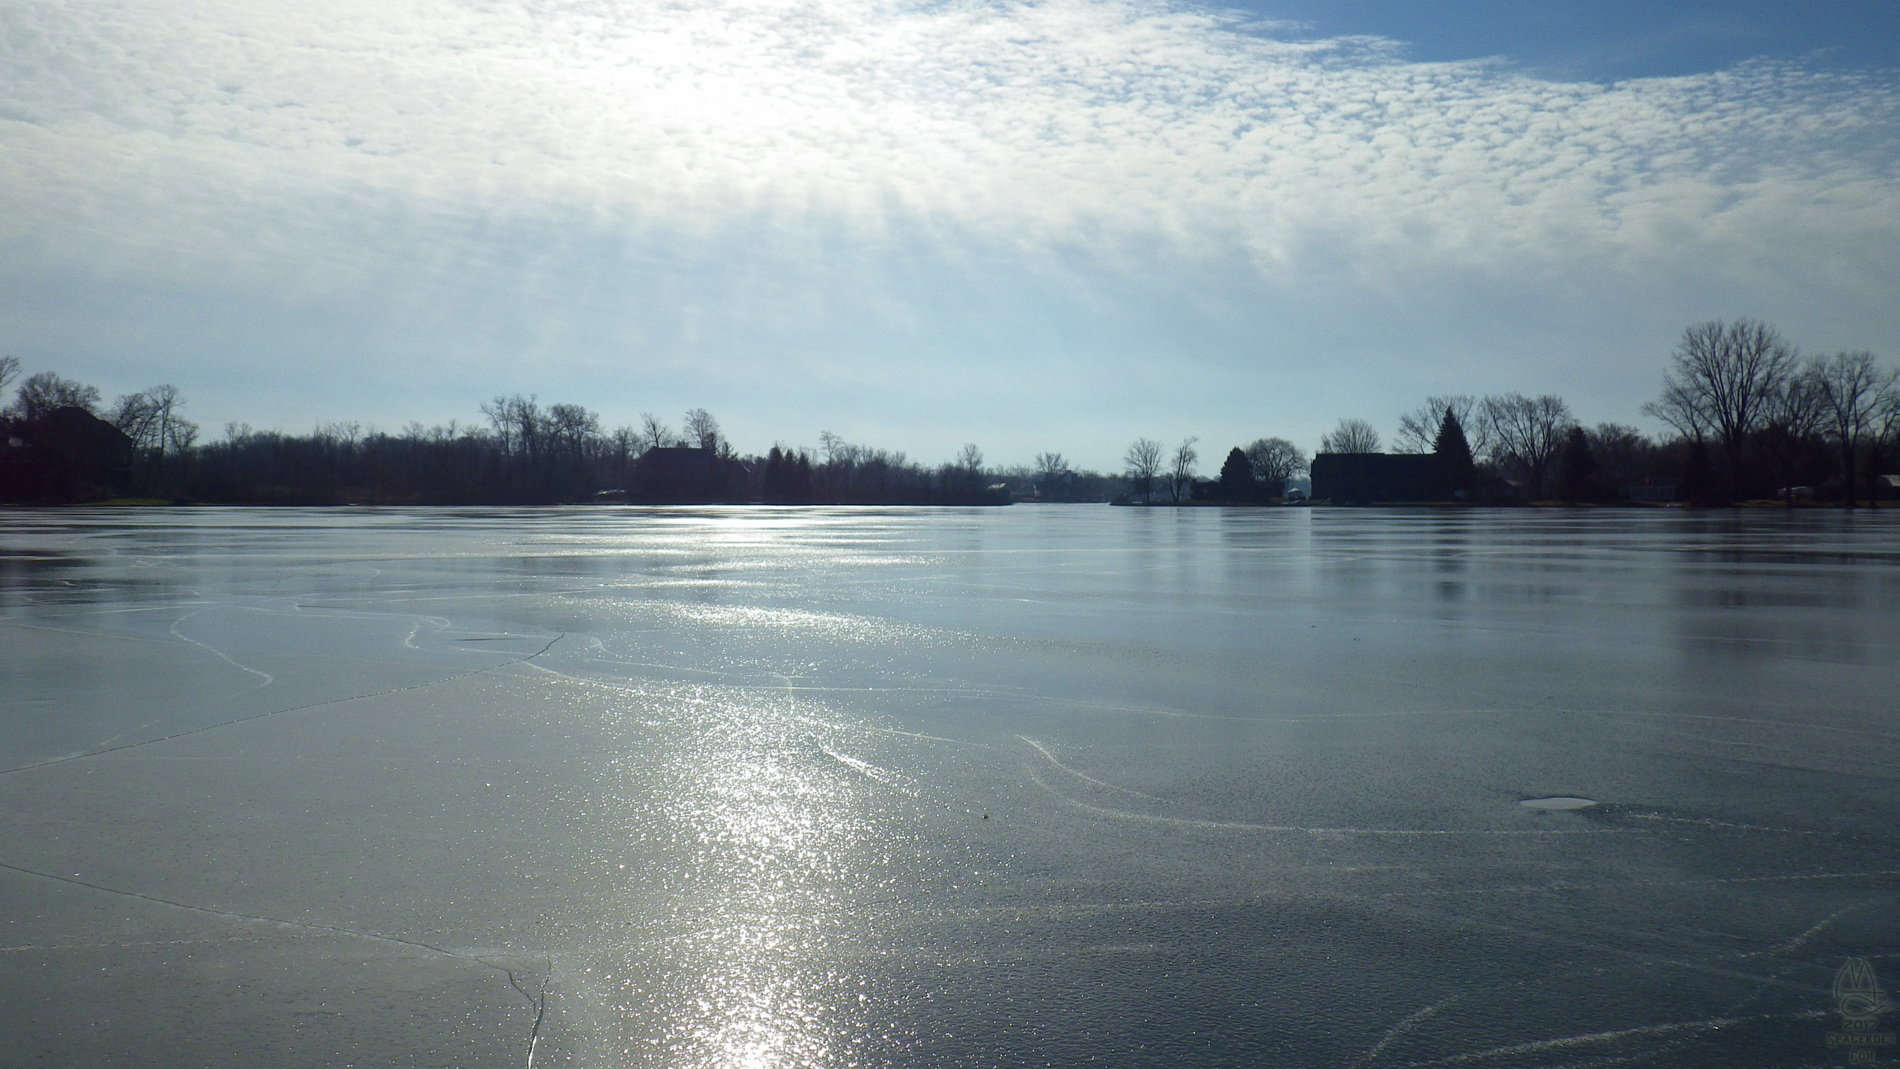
top-left (1243, 1), bottom-right (1900, 79)
top-left (2, 0), bottom-right (1895, 470)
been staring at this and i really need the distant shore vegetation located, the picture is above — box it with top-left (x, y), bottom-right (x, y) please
top-left (3, 320), bottom-right (1897, 507)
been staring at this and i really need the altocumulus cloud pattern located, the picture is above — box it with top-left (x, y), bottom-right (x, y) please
top-left (2, 0), bottom-right (1898, 458)
top-left (4, 0), bottom-right (1896, 277)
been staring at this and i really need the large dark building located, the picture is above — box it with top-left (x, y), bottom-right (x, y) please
top-left (0, 406), bottom-right (135, 503)
top-left (1310, 452), bottom-right (1452, 503)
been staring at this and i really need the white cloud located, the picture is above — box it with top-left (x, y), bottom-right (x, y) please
top-left (0, 0), bottom-right (1895, 462)
top-left (5, 0), bottom-right (1892, 265)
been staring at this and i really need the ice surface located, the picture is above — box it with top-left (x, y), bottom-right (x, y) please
top-left (2, 506), bottom-right (1897, 1066)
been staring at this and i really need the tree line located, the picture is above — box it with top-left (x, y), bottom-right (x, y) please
top-left (1119, 319), bottom-right (1899, 506)
top-left (4, 318), bottom-right (1895, 507)
top-left (0, 367), bottom-right (1030, 505)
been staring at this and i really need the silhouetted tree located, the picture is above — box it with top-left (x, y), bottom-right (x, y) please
top-left (482, 394), bottom-right (544, 461)
top-left (1033, 452), bottom-right (1071, 499)
top-left (1167, 437), bottom-right (1199, 502)
top-left (109, 384), bottom-right (196, 491)
top-left (1756, 371), bottom-right (1824, 506)
top-left (1124, 438), bottom-right (1163, 502)
top-left (1398, 396), bottom-right (1492, 457)
top-left (1555, 426), bottom-right (1596, 502)
top-left (639, 412), bottom-right (672, 451)
top-left (1433, 410), bottom-right (1476, 497)
top-left (1586, 423), bottom-right (1662, 497)
top-left (1483, 393), bottom-right (1573, 500)
top-left (1871, 390), bottom-right (1900, 504)
top-left (1216, 446), bottom-right (1254, 501)
top-left (0, 356), bottom-right (19, 399)
top-left (684, 408), bottom-right (721, 452)
top-left (1243, 437), bottom-right (1305, 495)
top-left (762, 445), bottom-right (790, 502)
top-left (609, 425), bottom-right (639, 486)
top-left (547, 403), bottom-right (600, 463)
top-left (8, 371), bottom-right (100, 421)
top-left (1808, 351), bottom-right (1896, 507)
top-left (1645, 319), bottom-right (1798, 500)
top-left (1319, 418), bottom-right (1380, 454)
top-left (818, 430), bottom-right (846, 464)
top-left (1678, 438), bottom-right (1715, 505)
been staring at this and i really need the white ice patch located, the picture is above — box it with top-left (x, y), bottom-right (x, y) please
top-left (1521, 796), bottom-right (1598, 810)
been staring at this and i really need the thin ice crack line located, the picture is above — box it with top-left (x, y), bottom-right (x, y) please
top-left (0, 603), bottom-right (218, 623)
top-left (511, 967), bottom-right (549, 1069)
top-left (0, 616), bottom-right (212, 644)
top-left (1026, 769), bottom-right (1646, 836)
top-left (0, 935), bottom-right (271, 953)
top-left (1353, 993), bottom-right (1462, 1068)
top-left (168, 608), bottom-right (275, 686)
top-left (1379, 869), bottom-right (1900, 899)
top-left (0, 858), bottom-right (548, 1067)
top-left (1702, 897), bottom-right (1892, 1054)
top-left (1399, 1009), bottom-right (1828, 1066)
top-left (1019, 735), bottom-right (1162, 800)
top-left (1366, 895), bottom-right (1837, 998)
top-left (1739, 898), bottom-right (1883, 960)
top-left (0, 633), bottom-right (566, 778)
top-left (0, 857), bottom-right (508, 964)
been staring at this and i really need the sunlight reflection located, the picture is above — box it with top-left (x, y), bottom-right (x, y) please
top-left (643, 691), bottom-right (872, 1069)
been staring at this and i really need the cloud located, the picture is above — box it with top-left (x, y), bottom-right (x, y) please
top-left (0, 0), bottom-right (1895, 460)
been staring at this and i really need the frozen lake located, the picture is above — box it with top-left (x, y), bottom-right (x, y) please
top-left (3, 505), bottom-right (1898, 1067)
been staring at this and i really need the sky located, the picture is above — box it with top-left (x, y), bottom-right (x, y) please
top-left (2, 0), bottom-right (1896, 470)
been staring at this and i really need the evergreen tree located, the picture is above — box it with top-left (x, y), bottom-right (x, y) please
top-left (762, 446), bottom-right (786, 502)
top-left (1556, 426), bottom-right (1596, 502)
top-left (1433, 410), bottom-right (1476, 498)
top-left (1217, 446), bottom-right (1255, 501)
top-left (792, 453), bottom-right (813, 503)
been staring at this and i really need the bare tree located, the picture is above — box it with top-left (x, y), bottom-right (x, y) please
top-left (1243, 437), bottom-right (1306, 492)
top-left (110, 391), bottom-right (160, 446)
top-left (0, 356), bottom-right (19, 402)
top-left (1585, 423), bottom-right (1657, 494)
top-left (1644, 319), bottom-right (1799, 498)
top-left (318, 420), bottom-right (363, 447)
top-left (1168, 437), bottom-right (1199, 502)
top-left (1395, 396), bottom-right (1491, 456)
top-left (1872, 384), bottom-right (1900, 503)
top-left (818, 430), bottom-right (847, 464)
top-left (1483, 393), bottom-right (1574, 500)
top-left (109, 384), bottom-right (193, 481)
top-left (8, 371), bottom-right (101, 421)
top-left (146, 385), bottom-right (188, 457)
top-left (1033, 451), bottom-right (1070, 499)
top-left (482, 395), bottom-right (543, 459)
top-left (682, 408), bottom-right (721, 451)
top-left (638, 412), bottom-right (673, 451)
top-left (1808, 351), bottom-right (1896, 507)
top-left (546, 403), bottom-right (600, 462)
top-left (951, 443), bottom-right (984, 490)
top-left (1319, 418), bottom-right (1380, 454)
top-left (1754, 372), bottom-right (1824, 506)
top-left (1123, 437), bottom-right (1163, 502)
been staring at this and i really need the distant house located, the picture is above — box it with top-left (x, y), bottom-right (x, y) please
top-left (1310, 453), bottom-right (1451, 503)
top-left (625, 446), bottom-right (750, 504)
top-left (0, 406), bottom-right (135, 503)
